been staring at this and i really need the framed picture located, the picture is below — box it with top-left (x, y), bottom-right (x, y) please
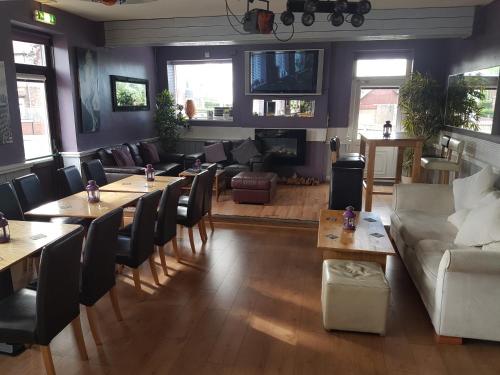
top-left (76, 48), bottom-right (100, 133)
top-left (110, 75), bottom-right (150, 112)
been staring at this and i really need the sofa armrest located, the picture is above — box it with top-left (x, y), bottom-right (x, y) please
top-left (161, 152), bottom-right (185, 163)
top-left (184, 152), bottom-right (205, 168)
top-left (104, 166), bottom-right (144, 175)
top-left (434, 249), bottom-right (500, 340)
top-left (392, 183), bottom-right (454, 215)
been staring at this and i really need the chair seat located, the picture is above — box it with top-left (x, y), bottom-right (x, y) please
top-left (178, 195), bottom-right (189, 207)
top-left (0, 289), bottom-right (37, 344)
top-left (421, 157), bottom-right (460, 171)
top-left (118, 223), bottom-right (132, 236)
top-left (177, 205), bottom-right (188, 223)
top-left (115, 235), bottom-right (135, 267)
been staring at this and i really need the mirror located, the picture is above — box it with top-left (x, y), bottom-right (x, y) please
top-left (445, 66), bottom-right (499, 134)
top-left (252, 99), bottom-right (315, 117)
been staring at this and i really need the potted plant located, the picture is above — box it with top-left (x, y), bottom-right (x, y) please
top-left (398, 72), bottom-right (445, 181)
top-left (154, 90), bottom-right (186, 153)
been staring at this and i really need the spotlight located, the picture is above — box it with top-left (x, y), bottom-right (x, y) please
top-left (350, 13), bottom-right (365, 27)
top-left (334, 0), bottom-right (348, 13)
top-left (302, 12), bottom-right (315, 27)
top-left (280, 10), bottom-right (295, 26)
top-left (304, 0), bottom-right (318, 13)
top-left (357, 0), bottom-right (372, 15)
top-left (330, 11), bottom-right (344, 27)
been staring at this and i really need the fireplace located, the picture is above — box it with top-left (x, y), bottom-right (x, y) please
top-left (255, 129), bottom-right (306, 165)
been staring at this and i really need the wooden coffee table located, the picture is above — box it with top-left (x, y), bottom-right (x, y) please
top-left (317, 209), bottom-right (395, 271)
top-left (179, 169), bottom-right (226, 201)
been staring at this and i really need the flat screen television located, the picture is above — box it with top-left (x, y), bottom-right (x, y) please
top-left (245, 49), bottom-right (324, 95)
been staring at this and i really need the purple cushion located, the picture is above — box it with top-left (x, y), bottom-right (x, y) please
top-left (204, 142), bottom-right (227, 163)
top-left (112, 147), bottom-right (136, 167)
top-left (231, 139), bottom-right (260, 165)
top-left (140, 142), bottom-right (160, 164)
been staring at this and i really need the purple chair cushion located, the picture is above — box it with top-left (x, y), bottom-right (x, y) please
top-left (112, 147), bottom-right (136, 167)
top-left (204, 142), bottom-right (227, 163)
top-left (140, 142), bottom-right (160, 164)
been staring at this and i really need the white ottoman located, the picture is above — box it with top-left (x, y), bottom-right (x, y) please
top-left (321, 259), bottom-right (390, 335)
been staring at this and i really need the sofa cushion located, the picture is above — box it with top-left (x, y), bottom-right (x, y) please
top-left (140, 142), bottom-right (160, 164)
top-left (392, 210), bottom-right (457, 247)
top-left (112, 147), bottom-right (136, 167)
top-left (231, 139), bottom-right (260, 165)
top-left (204, 142), bottom-right (227, 163)
top-left (97, 148), bottom-right (116, 167)
top-left (452, 166), bottom-right (496, 211)
top-left (126, 143), bottom-right (144, 166)
top-left (414, 240), bottom-right (451, 280)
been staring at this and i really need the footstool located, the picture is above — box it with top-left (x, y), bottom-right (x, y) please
top-left (321, 259), bottom-right (390, 335)
top-left (231, 172), bottom-right (278, 204)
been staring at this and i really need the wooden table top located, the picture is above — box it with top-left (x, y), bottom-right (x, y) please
top-left (359, 132), bottom-right (425, 145)
top-left (25, 191), bottom-right (143, 219)
top-left (317, 209), bottom-right (395, 256)
top-left (99, 175), bottom-right (184, 193)
top-left (179, 169), bottom-right (224, 177)
top-left (0, 221), bottom-right (80, 271)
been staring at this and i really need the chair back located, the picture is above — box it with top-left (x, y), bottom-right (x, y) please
top-left (447, 138), bottom-right (465, 163)
top-left (0, 182), bottom-right (24, 220)
top-left (80, 208), bottom-right (123, 306)
top-left (36, 226), bottom-right (85, 345)
top-left (130, 190), bottom-right (162, 265)
top-left (186, 170), bottom-right (209, 224)
top-left (203, 164), bottom-right (218, 215)
top-left (439, 135), bottom-right (451, 157)
top-left (155, 179), bottom-right (184, 246)
top-left (12, 173), bottom-right (46, 212)
top-left (330, 137), bottom-right (341, 163)
top-left (81, 159), bottom-right (108, 187)
top-left (58, 166), bottom-right (85, 197)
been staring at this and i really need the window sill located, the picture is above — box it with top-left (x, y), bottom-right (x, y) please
top-left (189, 118), bottom-right (234, 123)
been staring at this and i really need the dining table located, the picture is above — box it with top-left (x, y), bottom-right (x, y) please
top-left (359, 132), bottom-right (425, 212)
top-left (99, 175), bottom-right (184, 194)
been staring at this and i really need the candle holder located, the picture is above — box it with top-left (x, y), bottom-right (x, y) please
top-left (0, 212), bottom-right (10, 243)
top-left (193, 159), bottom-right (202, 172)
top-left (85, 180), bottom-right (100, 203)
top-left (145, 164), bottom-right (156, 182)
top-left (343, 206), bottom-right (356, 231)
top-left (383, 120), bottom-right (393, 138)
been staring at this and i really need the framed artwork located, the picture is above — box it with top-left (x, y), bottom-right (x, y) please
top-left (110, 75), bottom-right (150, 112)
top-left (76, 48), bottom-right (100, 133)
top-left (0, 62), bottom-right (13, 144)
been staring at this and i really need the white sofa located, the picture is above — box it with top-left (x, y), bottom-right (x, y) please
top-left (390, 183), bottom-right (500, 342)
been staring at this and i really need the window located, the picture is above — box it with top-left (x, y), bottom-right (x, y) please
top-left (13, 37), bottom-right (55, 160)
top-left (356, 58), bottom-right (408, 78)
top-left (167, 61), bottom-right (233, 120)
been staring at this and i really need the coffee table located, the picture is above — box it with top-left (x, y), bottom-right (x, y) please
top-left (317, 209), bottom-right (395, 271)
top-left (179, 168), bottom-right (226, 201)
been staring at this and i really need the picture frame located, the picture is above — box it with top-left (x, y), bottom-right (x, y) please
top-left (110, 75), bottom-right (150, 112)
top-left (76, 48), bottom-right (100, 133)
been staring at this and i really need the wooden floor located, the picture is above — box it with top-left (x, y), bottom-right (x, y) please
top-left (2, 224), bottom-right (500, 374)
top-left (213, 184), bottom-right (393, 225)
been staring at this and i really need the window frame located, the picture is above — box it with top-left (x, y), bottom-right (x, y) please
top-left (13, 35), bottom-right (60, 161)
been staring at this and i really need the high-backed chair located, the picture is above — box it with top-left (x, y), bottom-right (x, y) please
top-left (81, 159), bottom-right (108, 187)
top-left (57, 166), bottom-right (85, 197)
top-left (177, 170), bottom-right (210, 254)
top-left (155, 179), bottom-right (184, 275)
top-left (421, 136), bottom-right (465, 184)
top-left (115, 190), bottom-right (162, 293)
top-left (0, 182), bottom-right (24, 220)
top-left (0, 226), bottom-right (87, 375)
top-left (80, 208), bottom-right (123, 346)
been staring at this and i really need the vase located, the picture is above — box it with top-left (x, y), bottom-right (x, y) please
top-left (185, 99), bottom-right (196, 120)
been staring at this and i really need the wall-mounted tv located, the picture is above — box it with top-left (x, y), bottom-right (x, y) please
top-left (110, 75), bottom-right (150, 112)
top-left (245, 49), bottom-right (324, 95)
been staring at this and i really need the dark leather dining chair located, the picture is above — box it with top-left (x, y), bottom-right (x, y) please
top-left (80, 208), bottom-right (123, 346)
top-left (155, 179), bottom-right (184, 275)
top-left (0, 226), bottom-right (87, 375)
top-left (81, 159), bottom-right (108, 187)
top-left (0, 182), bottom-right (24, 220)
top-left (115, 190), bottom-right (162, 293)
top-left (57, 166), bottom-right (85, 197)
top-left (177, 169), bottom-right (210, 254)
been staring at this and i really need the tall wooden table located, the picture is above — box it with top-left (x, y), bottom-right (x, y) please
top-left (25, 191), bottom-right (144, 220)
top-left (359, 132), bottom-right (424, 212)
top-left (99, 175), bottom-right (184, 193)
top-left (317, 209), bottom-right (395, 272)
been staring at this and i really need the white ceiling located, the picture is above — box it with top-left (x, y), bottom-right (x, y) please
top-left (46, 0), bottom-right (495, 22)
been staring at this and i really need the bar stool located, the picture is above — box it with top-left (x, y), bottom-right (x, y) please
top-left (421, 136), bottom-right (464, 184)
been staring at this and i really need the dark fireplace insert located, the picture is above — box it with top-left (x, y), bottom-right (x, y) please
top-left (255, 129), bottom-right (306, 165)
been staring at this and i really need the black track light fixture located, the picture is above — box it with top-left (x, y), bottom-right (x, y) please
top-left (330, 11), bottom-right (344, 27)
top-left (280, 10), bottom-right (295, 26)
top-left (302, 11), bottom-right (315, 26)
top-left (357, 0), bottom-right (372, 15)
top-left (350, 13), bottom-right (365, 27)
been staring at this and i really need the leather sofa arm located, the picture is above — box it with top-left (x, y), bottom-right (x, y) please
top-left (184, 152), bottom-right (205, 168)
top-left (103, 166), bottom-right (144, 174)
top-left (161, 152), bottom-right (185, 163)
top-left (392, 183), bottom-right (454, 215)
top-left (439, 249), bottom-right (500, 274)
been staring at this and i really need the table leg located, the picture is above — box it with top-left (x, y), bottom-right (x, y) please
top-left (359, 138), bottom-right (366, 157)
top-left (395, 146), bottom-right (405, 184)
top-left (412, 141), bottom-right (424, 183)
top-left (365, 143), bottom-right (376, 212)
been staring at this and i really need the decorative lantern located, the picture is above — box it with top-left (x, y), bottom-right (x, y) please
top-left (85, 180), bottom-right (100, 203)
top-left (0, 212), bottom-right (10, 244)
top-left (194, 159), bottom-right (202, 171)
top-left (383, 120), bottom-right (393, 138)
top-left (343, 206), bottom-right (356, 231)
top-left (145, 164), bottom-right (155, 182)
top-left (185, 99), bottom-right (196, 119)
